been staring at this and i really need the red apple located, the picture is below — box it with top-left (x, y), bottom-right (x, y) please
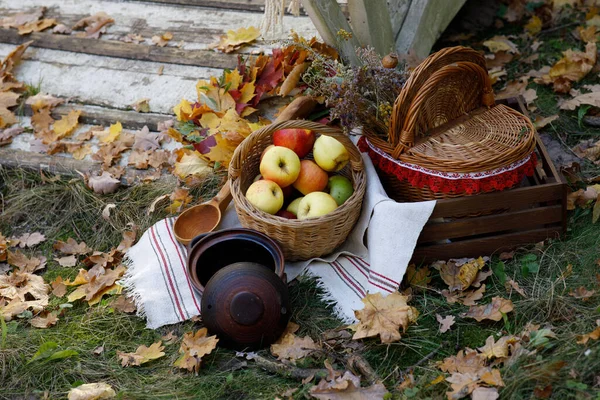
top-left (275, 210), bottom-right (297, 219)
top-left (293, 160), bottom-right (329, 195)
top-left (281, 184), bottom-right (294, 198)
top-left (273, 128), bottom-right (316, 158)
top-left (260, 146), bottom-right (301, 188)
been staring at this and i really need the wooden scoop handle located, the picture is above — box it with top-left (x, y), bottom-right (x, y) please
top-left (209, 180), bottom-right (232, 214)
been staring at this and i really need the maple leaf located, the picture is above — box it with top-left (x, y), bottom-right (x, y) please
top-left (53, 109), bottom-right (81, 139)
top-left (436, 314), bottom-right (456, 333)
top-left (310, 371), bottom-right (388, 400)
top-left (173, 150), bottom-right (211, 179)
top-left (438, 349), bottom-right (487, 375)
top-left (31, 108), bottom-right (54, 133)
top-left (97, 122), bottom-right (122, 143)
top-left (173, 328), bottom-right (219, 373)
top-left (54, 238), bottom-right (92, 255)
top-left (112, 295), bottom-right (136, 313)
top-left (128, 149), bottom-right (151, 169)
top-left (537, 42), bottom-right (597, 93)
top-left (148, 150), bottom-right (172, 170)
top-left (30, 311), bottom-right (58, 328)
top-left (212, 26), bottom-right (260, 53)
top-left (270, 333), bottom-right (321, 363)
top-left (433, 257), bottom-right (486, 292)
top-left (463, 297), bottom-right (514, 322)
top-left (404, 264), bottom-right (431, 291)
top-left (26, 93), bottom-right (64, 112)
top-left (478, 335), bottom-right (518, 360)
top-left (483, 36), bottom-right (519, 54)
top-left (87, 171), bottom-right (120, 195)
top-left (197, 86), bottom-right (237, 114)
top-left (118, 341), bottom-right (165, 367)
top-left (152, 32), bottom-right (173, 47)
top-left (67, 382), bottom-right (116, 400)
top-left (350, 292), bottom-right (419, 344)
top-left (73, 12), bottom-right (114, 39)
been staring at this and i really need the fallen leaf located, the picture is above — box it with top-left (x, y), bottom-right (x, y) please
top-left (0, 272), bottom-right (49, 320)
top-left (483, 36), bottom-right (519, 54)
top-left (534, 115), bottom-right (559, 129)
top-left (87, 171), bottom-right (120, 195)
top-left (463, 297), bottom-right (514, 322)
top-left (12, 232), bottom-right (45, 248)
top-left (576, 325), bottom-right (600, 344)
top-left (0, 126), bottom-right (24, 145)
top-left (133, 126), bottom-right (160, 151)
top-left (533, 385), bottom-right (553, 399)
top-left (131, 98), bottom-right (150, 113)
top-left (310, 371), bottom-right (388, 400)
top-left (438, 349), bottom-right (487, 375)
top-left (404, 264), bottom-right (431, 291)
top-left (0, 41), bottom-right (33, 76)
top-left (446, 372), bottom-right (480, 399)
top-left (270, 333), bottom-right (321, 362)
top-left (212, 26), bottom-right (260, 53)
top-left (174, 150), bottom-right (211, 179)
top-left (432, 257), bottom-right (486, 292)
top-left (98, 122), bottom-right (122, 143)
top-left (112, 295), bottom-right (136, 313)
top-left (152, 32), bottom-right (173, 47)
top-left (148, 150), bottom-right (172, 170)
top-left (30, 311), bottom-right (58, 328)
top-left (560, 91), bottom-right (600, 110)
top-left (472, 386), bottom-right (500, 400)
top-left (18, 18), bottom-right (56, 35)
top-left (478, 335), bottom-right (518, 360)
top-left (537, 42), bottom-right (597, 93)
top-left (66, 143), bottom-right (93, 160)
top-left (121, 33), bottom-right (144, 44)
top-left (53, 110), bottom-right (81, 139)
top-left (525, 15), bottom-right (543, 36)
top-left (51, 276), bottom-right (67, 297)
top-left (1, 8), bottom-right (45, 29)
top-left (7, 250), bottom-right (45, 273)
top-left (67, 382), bottom-right (116, 400)
top-left (53, 24), bottom-right (72, 34)
top-left (505, 279), bottom-right (527, 297)
top-left (73, 12), bottom-right (114, 39)
top-left (173, 328), bottom-right (219, 373)
top-left (31, 108), bottom-right (55, 132)
top-left (436, 314), bottom-right (455, 333)
top-left (166, 188), bottom-right (193, 214)
top-left (118, 341), bottom-right (165, 367)
top-left (350, 291), bottom-right (419, 344)
top-left (161, 331), bottom-right (178, 345)
top-left (462, 285), bottom-right (487, 306)
top-left (128, 149), bottom-right (150, 169)
top-left (569, 286), bottom-right (595, 300)
top-left (101, 204), bottom-right (116, 221)
top-left (54, 238), bottom-right (91, 255)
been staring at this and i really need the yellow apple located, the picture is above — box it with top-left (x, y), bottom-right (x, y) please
top-left (297, 192), bottom-right (338, 220)
top-left (313, 135), bottom-right (349, 172)
top-left (286, 197), bottom-right (304, 217)
top-left (245, 180), bottom-right (284, 214)
top-left (260, 146), bottom-right (301, 188)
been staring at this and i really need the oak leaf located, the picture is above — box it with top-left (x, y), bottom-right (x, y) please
top-left (67, 382), bottom-right (116, 400)
top-left (270, 333), bottom-right (321, 362)
top-left (12, 232), bottom-right (46, 248)
top-left (161, 331), bottom-right (178, 345)
top-left (112, 295), bottom-right (136, 313)
top-left (446, 372), bottom-right (480, 399)
top-left (480, 369), bottom-right (505, 387)
top-left (54, 238), bottom-right (92, 255)
top-left (436, 314), bottom-right (456, 333)
top-left (350, 291), bottom-right (418, 344)
top-left (133, 126), bottom-right (160, 151)
top-left (0, 272), bottom-right (49, 320)
top-left (0, 126), bottom-right (24, 145)
top-left (148, 150), bottom-right (172, 169)
top-left (310, 371), bottom-right (388, 400)
top-left (1, 8), bottom-right (45, 29)
top-left (213, 26), bottom-right (260, 53)
top-left (87, 171), bottom-right (120, 194)
top-left (30, 311), bottom-right (58, 328)
top-left (117, 230), bottom-right (137, 252)
top-left (53, 109), bottom-right (81, 138)
top-left (66, 143), bottom-right (93, 160)
top-left (560, 91), bottom-right (600, 110)
top-left (128, 149), bottom-right (150, 169)
top-left (118, 341), bottom-right (165, 367)
top-left (7, 250), bottom-right (45, 273)
top-left (537, 42), bottom-right (597, 93)
top-left (0, 233), bottom-right (7, 261)
top-left (525, 15), bottom-right (542, 35)
top-left (173, 328), bottom-right (219, 373)
top-left (73, 12), bottom-right (114, 39)
top-left (569, 286), bottom-right (595, 300)
top-left (463, 297), bottom-right (514, 322)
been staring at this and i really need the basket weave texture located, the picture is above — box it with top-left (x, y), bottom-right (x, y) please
top-left (228, 120), bottom-right (366, 261)
top-left (364, 46), bottom-right (537, 201)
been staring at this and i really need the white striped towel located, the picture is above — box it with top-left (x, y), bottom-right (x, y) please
top-left (122, 152), bottom-right (436, 329)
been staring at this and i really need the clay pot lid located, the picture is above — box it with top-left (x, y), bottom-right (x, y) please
top-left (201, 262), bottom-right (290, 350)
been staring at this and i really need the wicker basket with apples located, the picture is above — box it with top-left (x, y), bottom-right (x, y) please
top-left (229, 119), bottom-right (366, 261)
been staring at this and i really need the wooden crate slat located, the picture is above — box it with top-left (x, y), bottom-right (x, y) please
top-left (0, 29), bottom-right (237, 69)
top-left (412, 227), bottom-right (563, 264)
top-left (429, 183), bottom-right (564, 219)
top-left (419, 204), bottom-right (563, 243)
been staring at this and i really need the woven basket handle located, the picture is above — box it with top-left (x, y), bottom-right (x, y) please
top-left (229, 120), bottom-right (362, 180)
top-left (390, 61), bottom-right (495, 159)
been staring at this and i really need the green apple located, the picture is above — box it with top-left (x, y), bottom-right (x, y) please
top-left (313, 135), bottom-right (349, 172)
top-left (328, 175), bottom-right (354, 206)
top-left (286, 197), bottom-right (304, 217)
top-left (297, 192), bottom-right (338, 220)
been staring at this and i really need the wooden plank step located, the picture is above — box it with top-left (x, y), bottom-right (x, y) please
top-left (0, 29), bottom-right (237, 70)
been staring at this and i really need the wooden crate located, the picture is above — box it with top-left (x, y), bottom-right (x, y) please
top-left (411, 97), bottom-right (567, 263)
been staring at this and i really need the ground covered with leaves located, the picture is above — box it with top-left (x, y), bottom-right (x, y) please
top-left (1, 1), bottom-right (600, 399)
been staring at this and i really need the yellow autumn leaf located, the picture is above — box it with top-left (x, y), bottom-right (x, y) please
top-left (195, 133), bottom-right (238, 166)
top-left (174, 99), bottom-right (193, 121)
top-left (214, 26), bottom-right (260, 53)
top-left (483, 35), bottom-right (519, 54)
top-left (350, 291), bottom-right (419, 344)
top-left (67, 382), bottom-right (116, 400)
top-left (239, 81), bottom-right (256, 104)
top-left (71, 144), bottom-right (93, 160)
top-left (224, 69), bottom-right (242, 91)
top-left (463, 297), bottom-right (514, 322)
top-left (218, 109), bottom-right (252, 137)
top-left (117, 341), bottom-right (166, 367)
top-left (525, 16), bottom-right (542, 36)
top-left (549, 42), bottom-right (597, 81)
top-left (173, 151), bottom-right (211, 179)
top-left (198, 86), bottom-right (236, 113)
top-left (199, 112), bottom-right (221, 130)
top-left (99, 122), bottom-right (122, 143)
top-left (53, 110), bottom-right (81, 138)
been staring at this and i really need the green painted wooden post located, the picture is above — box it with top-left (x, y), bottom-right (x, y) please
top-left (347, 0), bottom-right (394, 56)
top-left (302, 0), bottom-right (361, 65)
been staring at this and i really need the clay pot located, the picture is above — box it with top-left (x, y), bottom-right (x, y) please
top-left (186, 228), bottom-right (289, 349)
top-left (187, 228), bottom-right (285, 292)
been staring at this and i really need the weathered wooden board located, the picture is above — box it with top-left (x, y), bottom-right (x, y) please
top-left (1, 0), bottom-right (318, 50)
top-left (0, 43), bottom-right (215, 113)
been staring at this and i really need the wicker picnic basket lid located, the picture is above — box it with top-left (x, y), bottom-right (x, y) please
top-left (228, 120), bottom-right (366, 261)
top-left (366, 46), bottom-right (536, 174)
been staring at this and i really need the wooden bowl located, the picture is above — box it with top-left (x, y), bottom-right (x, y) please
top-left (201, 262), bottom-right (290, 349)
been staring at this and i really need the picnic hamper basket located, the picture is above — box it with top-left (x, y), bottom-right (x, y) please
top-left (228, 120), bottom-right (366, 261)
top-left (360, 46), bottom-right (537, 202)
